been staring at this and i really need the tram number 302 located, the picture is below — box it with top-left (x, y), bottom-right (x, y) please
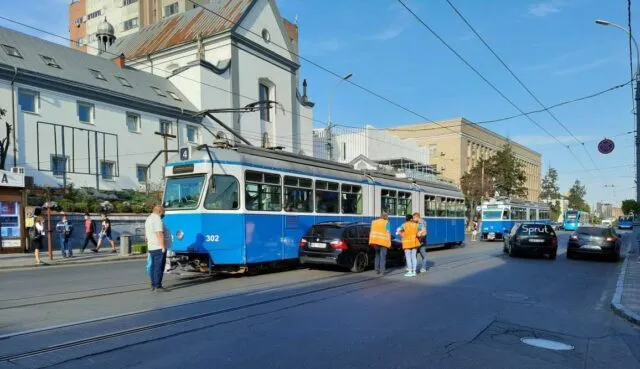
top-left (205, 235), bottom-right (220, 242)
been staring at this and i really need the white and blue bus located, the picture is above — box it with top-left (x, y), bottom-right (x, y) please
top-left (162, 144), bottom-right (466, 273)
top-left (480, 199), bottom-right (550, 241)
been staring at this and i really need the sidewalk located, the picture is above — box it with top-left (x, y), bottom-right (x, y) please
top-left (611, 229), bottom-right (640, 325)
top-left (0, 246), bottom-right (146, 270)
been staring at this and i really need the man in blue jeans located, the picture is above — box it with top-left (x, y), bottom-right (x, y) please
top-left (145, 205), bottom-right (169, 292)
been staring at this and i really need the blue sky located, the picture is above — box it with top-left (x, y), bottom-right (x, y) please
top-left (0, 0), bottom-right (637, 208)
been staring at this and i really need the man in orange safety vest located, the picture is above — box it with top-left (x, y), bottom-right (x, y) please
top-left (369, 213), bottom-right (391, 275)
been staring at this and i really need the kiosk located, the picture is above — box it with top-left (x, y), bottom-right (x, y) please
top-left (0, 169), bottom-right (25, 253)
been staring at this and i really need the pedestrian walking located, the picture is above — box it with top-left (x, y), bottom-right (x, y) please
top-left (56, 213), bottom-right (74, 258)
top-left (368, 213), bottom-right (391, 275)
top-left (31, 216), bottom-right (46, 266)
top-left (92, 213), bottom-right (116, 253)
top-left (81, 213), bottom-right (97, 253)
top-left (398, 214), bottom-right (422, 277)
top-left (414, 213), bottom-right (428, 273)
top-left (146, 205), bottom-right (169, 291)
top-left (471, 220), bottom-right (478, 242)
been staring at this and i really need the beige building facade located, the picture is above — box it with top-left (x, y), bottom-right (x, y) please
top-left (389, 117), bottom-right (542, 201)
top-left (69, 0), bottom-right (212, 54)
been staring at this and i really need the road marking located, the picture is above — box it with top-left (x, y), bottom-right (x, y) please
top-left (520, 338), bottom-right (574, 351)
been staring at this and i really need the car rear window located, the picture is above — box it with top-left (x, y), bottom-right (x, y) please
top-left (518, 224), bottom-right (554, 235)
top-left (307, 225), bottom-right (344, 239)
top-left (577, 227), bottom-right (607, 236)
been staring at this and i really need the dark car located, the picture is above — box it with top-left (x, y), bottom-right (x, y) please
top-left (503, 223), bottom-right (558, 260)
top-left (567, 226), bottom-right (622, 261)
top-left (299, 222), bottom-right (401, 272)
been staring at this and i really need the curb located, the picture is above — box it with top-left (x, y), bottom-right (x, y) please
top-left (611, 234), bottom-right (640, 326)
top-left (0, 254), bottom-right (147, 271)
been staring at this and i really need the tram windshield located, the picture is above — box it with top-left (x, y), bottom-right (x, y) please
top-left (482, 210), bottom-right (503, 220)
top-left (163, 175), bottom-right (206, 210)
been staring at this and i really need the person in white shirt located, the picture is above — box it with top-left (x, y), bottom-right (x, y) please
top-left (145, 205), bottom-right (168, 292)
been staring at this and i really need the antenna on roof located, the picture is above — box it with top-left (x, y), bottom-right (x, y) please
top-left (294, 14), bottom-right (298, 25)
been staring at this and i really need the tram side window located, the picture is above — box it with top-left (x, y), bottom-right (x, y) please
top-left (511, 207), bottom-right (526, 220)
top-left (424, 196), bottom-right (436, 217)
top-left (381, 189), bottom-right (397, 215)
top-left (397, 191), bottom-right (412, 216)
top-left (528, 209), bottom-right (537, 220)
top-left (284, 176), bottom-right (313, 213)
top-left (245, 171), bottom-right (282, 212)
top-left (316, 180), bottom-right (339, 213)
top-left (341, 184), bottom-right (363, 214)
top-left (502, 209), bottom-right (510, 220)
top-left (204, 175), bottom-right (239, 210)
top-left (455, 200), bottom-right (465, 217)
top-left (436, 198), bottom-right (447, 217)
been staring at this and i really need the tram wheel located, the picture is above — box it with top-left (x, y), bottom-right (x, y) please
top-left (351, 252), bottom-right (368, 273)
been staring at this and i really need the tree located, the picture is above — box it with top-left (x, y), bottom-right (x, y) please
top-left (460, 158), bottom-right (494, 221)
top-left (621, 199), bottom-right (640, 215)
top-left (486, 144), bottom-right (527, 198)
top-left (540, 168), bottom-right (561, 220)
top-left (0, 108), bottom-right (11, 170)
top-left (567, 180), bottom-right (589, 211)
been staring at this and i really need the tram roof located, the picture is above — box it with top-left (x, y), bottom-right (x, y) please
top-left (168, 145), bottom-right (463, 197)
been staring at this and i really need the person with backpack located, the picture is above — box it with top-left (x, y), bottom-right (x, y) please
top-left (81, 213), bottom-right (97, 253)
top-left (31, 216), bottom-right (46, 266)
top-left (56, 213), bottom-right (74, 258)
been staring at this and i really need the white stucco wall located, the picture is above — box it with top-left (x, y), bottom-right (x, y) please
top-left (1, 80), bottom-right (197, 191)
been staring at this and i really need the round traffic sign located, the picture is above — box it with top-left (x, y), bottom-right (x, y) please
top-left (597, 138), bottom-right (615, 154)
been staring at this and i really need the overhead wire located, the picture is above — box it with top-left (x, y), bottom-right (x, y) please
top-left (396, 0), bottom-right (589, 172)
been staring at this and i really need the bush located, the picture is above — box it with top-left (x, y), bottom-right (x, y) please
top-left (131, 243), bottom-right (148, 254)
top-left (57, 199), bottom-right (74, 213)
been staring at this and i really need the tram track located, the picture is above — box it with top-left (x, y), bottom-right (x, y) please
top-left (1, 248), bottom-right (503, 365)
top-left (1, 247), bottom-right (499, 312)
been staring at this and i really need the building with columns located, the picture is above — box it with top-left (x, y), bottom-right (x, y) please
top-left (388, 117), bottom-right (542, 201)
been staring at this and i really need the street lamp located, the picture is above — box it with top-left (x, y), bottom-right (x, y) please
top-left (595, 19), bottom-right (640, 204)
top-left (326, 73), bottom-right (353, 161)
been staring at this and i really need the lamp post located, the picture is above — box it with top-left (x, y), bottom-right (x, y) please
top-left (595, 19), bottom-right (640, 203)
top-left (326, 73), bottom-right (353, 161)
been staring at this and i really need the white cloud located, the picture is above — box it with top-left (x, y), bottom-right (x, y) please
top-left (512, 135), bottom-right (597, 146)
top-left (528, 1), bottom-right (564, 17)
top-left (368, 26), bottom-right (404, 41)
top-left (301, 37), bottom-right (346, 56)
top-left (552, 57), bottom-right (614, 76)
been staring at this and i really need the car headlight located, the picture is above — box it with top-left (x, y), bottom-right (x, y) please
top-left (176, 230), bottom-right (184, 241)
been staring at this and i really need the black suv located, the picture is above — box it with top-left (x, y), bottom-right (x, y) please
top-left (299, 222), bottom-right (402, 272)
top-left (503, 223), bottom-right (558, 260)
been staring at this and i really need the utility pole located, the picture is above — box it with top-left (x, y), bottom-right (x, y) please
top-left (155, 131), bottom-right (177, 166)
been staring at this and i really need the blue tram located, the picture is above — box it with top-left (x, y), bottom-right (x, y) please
top-left (563, 210), bottom-right (590, 231)
top-left (480, 199), bottom-right (550, 241)
top-left (162, 144), bottom-right (466, 273)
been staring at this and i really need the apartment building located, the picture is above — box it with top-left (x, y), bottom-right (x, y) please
top-left (69, 0), bottom-right (213, 54)
top-left (388, 117), bottom-right (542, 201)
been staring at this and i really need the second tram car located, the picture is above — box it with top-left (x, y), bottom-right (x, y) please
top-left (162, 145), bottom-right (466, 273)
top-left (480, 199), bottom-right (550, 241)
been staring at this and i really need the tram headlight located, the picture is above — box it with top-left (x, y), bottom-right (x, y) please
top-left (176, 230), bottom-right (184, 241)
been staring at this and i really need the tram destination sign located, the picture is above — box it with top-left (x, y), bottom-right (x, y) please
top-left (597, 138), bottom-right (615, 155)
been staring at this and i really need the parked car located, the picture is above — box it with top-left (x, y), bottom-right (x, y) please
top-left (567, 226), bottom-right (622, 261)
top-left (299, 221), bottom-right (402, 272)
top-left (503, 223), bottom-right (558, 260)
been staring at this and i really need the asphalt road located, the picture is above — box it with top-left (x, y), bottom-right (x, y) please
top-left (1, 232), bottom-right (639, 369)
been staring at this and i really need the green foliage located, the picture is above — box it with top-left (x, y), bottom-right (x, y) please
top-left (540, 168), bottom-right (561, 221)
top-left (27, 185), bottom-right (161, 214)
top-left (486, 144), bottom-right (528, 198)
top-left (621, 199), bottom-right (640, 215)
top-left (461, 144), bottom-right (528, 219)
top-left (567, 180), bottom-right (589, 211)
top-left (131, 243), bottom-right (148, 254)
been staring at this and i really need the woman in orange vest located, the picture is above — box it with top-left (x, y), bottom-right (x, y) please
top-left (369, 213), bottom-right (391, 275)
top-left (399, 214), bottom-right (423, 277)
